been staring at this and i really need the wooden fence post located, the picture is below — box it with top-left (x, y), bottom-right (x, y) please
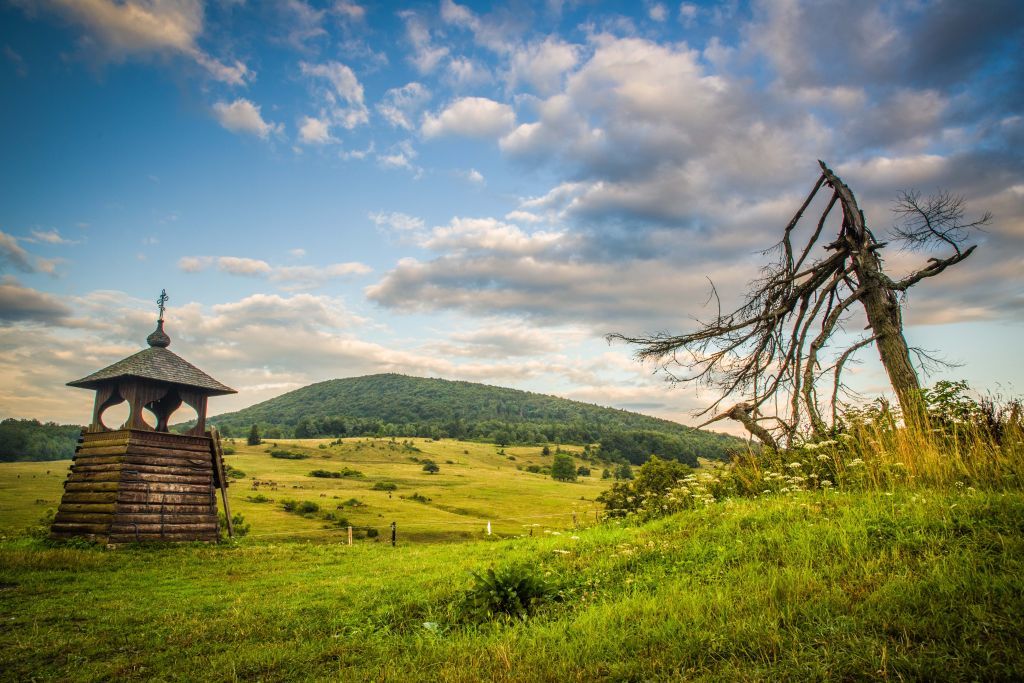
top-left (390, 521), bottom-right (396, 547)
top-left (347, 526), bottom-right (353, 546)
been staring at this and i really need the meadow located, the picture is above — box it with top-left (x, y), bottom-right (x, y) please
top-left (1, 426), bottom-right (1022, 681)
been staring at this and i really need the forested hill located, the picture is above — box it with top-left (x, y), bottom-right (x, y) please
top-left (207, 374), bottom-right (741, 463)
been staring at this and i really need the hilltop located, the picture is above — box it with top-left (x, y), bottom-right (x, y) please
top-left (206, 374), bottom-right (740, 463)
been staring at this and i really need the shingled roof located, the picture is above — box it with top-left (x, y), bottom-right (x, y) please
top-left (67, 319), bottom-right (236, 396)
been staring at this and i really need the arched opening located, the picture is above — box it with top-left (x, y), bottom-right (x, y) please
top-left (170, 401), bottom-right (199, 433)
top-left (140, 406), bottom-right (158, 430)
top-left (99, 400), bottom-right (129, 430)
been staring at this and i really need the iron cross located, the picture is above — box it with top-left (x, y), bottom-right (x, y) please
top-left (157, 289), bottom-right (169, 320)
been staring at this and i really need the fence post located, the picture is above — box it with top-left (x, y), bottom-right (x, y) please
top-left (573, 511), bottom-right (578, 529)
top-left (347, 526), bottom-right (353, 546)
top-left (487, 521), bottom-right (492, 535)
top-left (390, 521), bottom-right (396, 547)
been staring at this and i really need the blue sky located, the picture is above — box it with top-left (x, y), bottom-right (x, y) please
top-left (1, 0), bottom-right (1022, 431)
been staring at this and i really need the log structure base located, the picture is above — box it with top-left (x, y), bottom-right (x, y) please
top-left (50, 429), bottom-right (220, 545)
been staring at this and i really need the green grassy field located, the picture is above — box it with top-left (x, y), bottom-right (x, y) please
top-left (0, 437), bottom-right (609, 542)
top-left (1, 487), bottom-right (1021, 681)
top-left (2, 435), bottom-right (1022, 681)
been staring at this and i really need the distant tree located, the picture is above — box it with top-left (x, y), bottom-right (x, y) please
top-left (576, 465), bottom-right (591, 477)
top-left (551, 454), bottom-right (577, 482)
top-left (422, 460), bottom-right (440, 474)
top-left (247, 424), bottom-right (261, 446)
top-left (614, 462), bottom-right (634, 481)
top-left (601, 468), bottom-right (612, 479)
top-left (542, 445), bottom-right (551, 456)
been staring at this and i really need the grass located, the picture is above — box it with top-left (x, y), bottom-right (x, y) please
top-left (1, 487), bottom-right (1021, 681)
top-left (0, 437), bottom-right (608, 542)
top-left (2, 419), bottom-right (1022, 681)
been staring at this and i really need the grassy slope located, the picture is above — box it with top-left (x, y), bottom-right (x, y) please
top-left (0, 438), bottom-right (609, 542)
top-left (1, 488), bottom-right (1021, 681)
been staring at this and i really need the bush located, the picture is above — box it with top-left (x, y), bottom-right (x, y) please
top-left (422, 460), bottom-right (440, 474)
top-left (225, 464), bottom-right (246, 479)
top-left (247, 494), bottom-right (272, 503)
top-left (371, 482), bottom-right (397, 491)
top-left (403, 492), bottom-right (430, 503)
top-left (526, 464), bottom-right (542, 473)
top-left (577, 465), bottom-right (591, 477)
top-left (218, 512), bottom-right (250, 538)
top-left (460, 564), bottom-right (556, 622)
top-left (297, 501), bottom-right (319, 515)
top-left (270, 450), bottom-right (308, 460)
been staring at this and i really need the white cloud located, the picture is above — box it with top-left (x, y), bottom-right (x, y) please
top-left (177, 256), bottom-right (212, 273)
top-left (212, 99), bottom-right (282, 139)
top-left (369, 211), bottom-right (425, 235)
top-left (422, 97), bottom-right (515, 139)
top-left (332, 1), bottom-right (366, 21)
top-left (300, 60), bottom-right (369, 130)
top-left (400, 11), bottom-right (449, 74)
top-left (28, 229), bottom-right (78, 245)
top-left (23, 0), bottom-right (249, 84)
top-left (178, 254), bottom-right (369, 290)
top-left (218, 256), bottom-right (273, 276)
top-left (376, 82), bottom-right (431, 130)
top-left (463, 168), bottom-right (485, 184)
top-left (507, 37), bottom-right (580, 96)
top-left (445, 57), bottom-right (491, 88)
top-left (298, 115), bottom-right (335, 145)
top-left (648, 3), bottom-right (668, 22)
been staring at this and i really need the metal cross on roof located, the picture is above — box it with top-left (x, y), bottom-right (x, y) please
top-left (157, 289), bottom-right (169, 321)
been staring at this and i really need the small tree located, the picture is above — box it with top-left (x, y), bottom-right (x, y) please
top-left (551, 454), bottom-right (577, 481)
top-left (614, 462), bottom-right (634, 481)
top-left (247, 424), bottom-right (261, 446)
top-left (541, 445), bottom-right (551, 456)
top-left (422, 460), bottom-right (440, 474)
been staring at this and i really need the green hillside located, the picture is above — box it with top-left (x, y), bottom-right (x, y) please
top-left (206, 373), bottom-right (740, 463)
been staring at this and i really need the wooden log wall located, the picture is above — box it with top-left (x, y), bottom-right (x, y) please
top-left (50, 429), bottom-right (220, 544)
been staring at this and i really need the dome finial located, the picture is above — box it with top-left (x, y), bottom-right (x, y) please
top-left (147, 289), bottom-right (171, 348)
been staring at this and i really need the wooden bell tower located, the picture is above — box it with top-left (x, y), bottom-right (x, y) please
top-left (51, 291), bottom-right (237, 544)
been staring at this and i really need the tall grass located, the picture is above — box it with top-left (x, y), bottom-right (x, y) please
top-left (730, 382), bottom-right (1024, 495)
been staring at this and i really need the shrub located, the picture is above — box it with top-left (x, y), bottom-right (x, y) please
top-left (526, 465), bottom-right (542, 473)
top-left (296, 500), bottom-right (320, 515)
top-left (371, 482), bottom-right (397, 491)
top-left (218, 512), bottom-right (250, 538)
top-left (247, 494), bottom-right (272, 503)
top-left (461, 564), bottom-right (556, 622)
top-left (270, 450), bottom-right (308, 460)
top-left (422, 460), bottom-right (440, 474)
top-left (403, 492), bottom-right (430, 503)
top-left (340, 498), bottom-right (365, 507)
top-left (577, 465), bottom-right (591, 477)
top-left (225, 464), bottom-right (245, 479)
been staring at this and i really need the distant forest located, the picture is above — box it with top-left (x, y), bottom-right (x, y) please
top-left (0, 419), bottom-right (82, 462)
top-left (206, 374), bottom-right (742, 465)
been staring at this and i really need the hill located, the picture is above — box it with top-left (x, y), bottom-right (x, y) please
top-left (206, 373), bottom-right (741, 463)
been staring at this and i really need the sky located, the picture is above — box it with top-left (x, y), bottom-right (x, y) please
top-left (0, 0), bottom-right (1022, 432)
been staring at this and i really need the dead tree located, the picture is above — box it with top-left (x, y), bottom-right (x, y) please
top-left (609, 161), bottom-right (989, 447)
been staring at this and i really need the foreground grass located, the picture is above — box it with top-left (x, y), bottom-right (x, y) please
top-left (2, 487), bottom-right (1021, 681)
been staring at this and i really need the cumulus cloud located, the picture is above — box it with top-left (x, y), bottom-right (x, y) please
top-left (298, 115), bottom-right (335, 145)
top-left (20, 0), bottom-right (249, 84)
top-left (507, 37), bottom-right (579, 96)
top-left (212, 99), bottom-right (282, 139)
top-left (422, 97), bottom-right (515, 139)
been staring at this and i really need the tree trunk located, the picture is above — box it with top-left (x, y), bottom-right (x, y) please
top-left (820, 162), bottom-right (928, 430)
